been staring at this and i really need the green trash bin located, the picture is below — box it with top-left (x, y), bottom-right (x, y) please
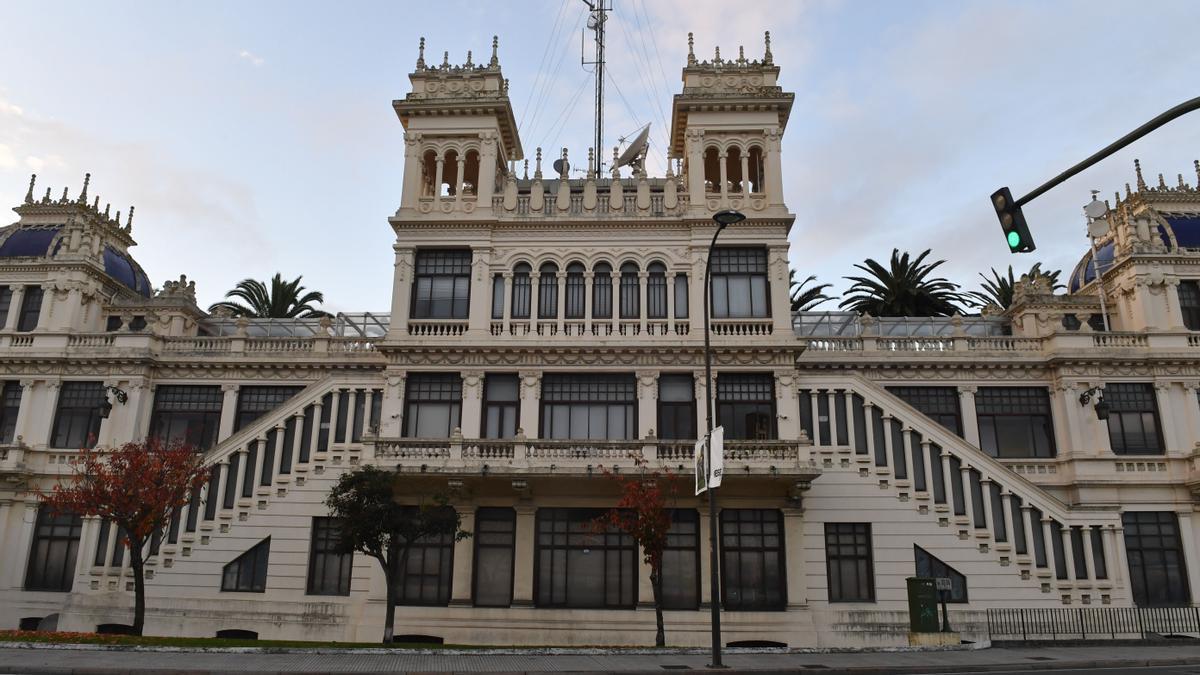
top-left (906, 577), bottom-right (939, 633)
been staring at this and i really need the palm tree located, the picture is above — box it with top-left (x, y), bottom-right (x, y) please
top-left (208, 273), bottom-right (330, 318)
top-left (789, 270), bottom-right (834, 312)
top-left (972, 263), bottom-right (1064, 309)
top-left (839, 248), bottom-right (969, 317)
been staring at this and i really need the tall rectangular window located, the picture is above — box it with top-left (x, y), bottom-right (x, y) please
top-left (887, 386), bottom-right (963, 436)
top-left (647, 265), bottom-right (668, 319)
top-left (536, 507), bottom-right (636, 608)
top-left (673, 274), bottom-right (689, 319)
top-left (976, 387), bottom-right (1056, 458)
top-left (592, 264), bottom-right (613, 319)
top-left (1178, 280), bottom-right (1200, 330)
top-left (0, 381), bottom-right (23, 444)
top-left (234, 386), bottom-right (301, 431)
top-left (307, 517), bottom-right (353, 596)
top-left (24, 508), bottom-right (82, 592)
top-left (222, 537), bottom-right (270, 592)
top-left (473, 507), bottom-right (515, 607)
top-left (482, 374), bottom-right (519, 439)
top-left (1105, 383), bottom-right (1164, 455)
top-left (510, 265), bottom-right (532, 319)
top-left (825, 522), bottom-right (875, 602)
top-left (410, 249), bottom-right (471, 319)
top-left (662, 509), bottom-right (700, 610)
top-left (717, 373), bottom-right (776, 440)
top-left (565, 264), bottom-right (586, 319)
top-left (540, 374), bottom-right (636, 440)
top-left (657, 374), bottom-right (696, 440)
top-left (721, 509), bottom-right (786, 610)
top-left (711, 248), bottom-right (769, 319)
top-left (1123, 511), bottom-right (1190, 606)
top-left (16, 286), bottom-right (43, 332)
top-left (490, 274), bottom-right (505, 319)
top-left (51, 381), bottom-right (105, 449)
top-left (403, 373), bottom-right (462, 438)
top-left (619, 264), bottom-right (640, 319)
top-left (395, 506), bottom-right (455, 606)
top-left (149, 385), bottom-right (223, 450)
top-left (537, 264), bottom-right (559, 319)
top-left (0, 285), bottom-right (11, 327)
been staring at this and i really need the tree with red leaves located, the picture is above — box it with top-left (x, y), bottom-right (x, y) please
top-left (36, 438), bottom-right (208, 636)
top-left (594, 461), bottom-right (680, 647)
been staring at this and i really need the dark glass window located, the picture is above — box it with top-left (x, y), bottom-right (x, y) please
top-left (51, 381), bottom-right (105, 449)
top-left (721, 509), bottom-right (786, 610)
top-left (149, 385), bottom-right (223, 450)
top-left (976, 387), bottom-right (1056, 458)
top-left (536, 507), bottom-right (637, 608)
top-left (914, 545), bottom-right (967, 602)
top-left (490, 274), bottom-right (504, 320)
top-left (1179, 280), bottom-right (1200, 330)
top-left (221, 537), bottom-right (270, 592)
top-left (411, 249), bottom-right (471, 319)
top-left (887, 386), bottom-right (963, 436)
top-left (17, 286), bottom-right (43, 332)
top-left (658, 374), bottom-right (696, 440)
top-left (403, 373), bottom-right (462, 438)
top-left (1123, 511), bottom-right (1190, 607)
top-left (307, 518), bottom-right (352, 596)
top-left (234, 386), bottom-right (301, 432)
top-left (717, 373), bottom-right (776, 440)
top-left (825, 522), bottom-right (875, 602)
top-left (619, 263), bottom-right (640, 319)
top-left (674, 274), bottom-right (689, 319)
top-left (662, 509), bottom-right (700, 610)
top-left (510, 263), bottom-right (532, 319)
top-left (482, 374), bottom-right (519, 439)
top-left (24, 508), bottom-right (82, 592)
top-left (711, 248), bottom-right (770, 319)
top-left (1105, 383), bottom-right (1164, 455)
top-left (394, 506), bottom-right (455, 606)
top-left (0, 381), bottom-right (23, 444)
top-left (0, 286), bottom-right (11, 327)
top-left (540, 374), bottom-right (636, 440)
top-left (473, 507), bottom-right (515, 607)
top-left (592, 263), bottom-right (613, 319)
top-left (647, 263), bottom-right (668, 319)
top-left (565, 263), bottom-right (586, 319)
top-left (538, 262), bottom-right (559, 319)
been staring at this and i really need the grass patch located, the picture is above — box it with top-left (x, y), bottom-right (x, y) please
top-left (0, 630), bottom-right (482, 650)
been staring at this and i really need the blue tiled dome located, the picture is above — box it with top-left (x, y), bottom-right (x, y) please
top-left (103, 246), bottom-right (152, 297)
top-left (0, 226), bottom-right (61, 258)
top-left (1068, 213), bottom-right (1198, 293)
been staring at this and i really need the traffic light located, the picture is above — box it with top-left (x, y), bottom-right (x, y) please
top-left (991, 187), bottom-right (1036, 253)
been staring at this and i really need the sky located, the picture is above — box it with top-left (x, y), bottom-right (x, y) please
top-left (0, 0), bottom-right (1198, 313)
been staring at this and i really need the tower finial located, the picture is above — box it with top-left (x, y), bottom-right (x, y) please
top-left (1194, 159), bottom-right (1199, 187)
top-left (1158, 172), bottom-right (1167, 189)
top-left (92, 196), bottom-right (99, 210)
top-left (490, 36), bottom-right (499, 67)
top-left (77, 173), bottom-right (90, 204)
top-left (1124, 183), bottom-right (1132, 198)
top-left (1179, 173), bottom-right (1187, 190)
top-left (60, 186), bottom-right (69, 202)
top-left (442, 51), bottom-right (450, 68)
top-left (416, 37), bottom-right (426, 69)
top-left (764, 31), bottom-right (773, 64)
top-left (43, 187), bottom-right (51, 203)
top-left (687, 32), bottom-right (696, 66)
top-left (665, 154), bottom-right (674, 178)
top-left (522, 159), bottom-right (528, 180)
top-left (24, 174), bottom-right (35, 204)
top-left (465, 50), bottom-right (473, 67)
top-left (114, 209), bottom-right (121, 224)
top-left (612, 146), bottom-right (620, 178)
top-left (534, 147), bottom-right (542, 179)
top-left (127, 205), bottom-right (134, 229)
top-left (1135, 159), bottom-right (1146, 190)
top-left (714, 45), bottom-right (721, 63)
top-left (587, 147), bottom-right (595, 178)
top-left (104, 203), bottom-right (110, 218)
top-left (738, 45), bottom-right (745, 64)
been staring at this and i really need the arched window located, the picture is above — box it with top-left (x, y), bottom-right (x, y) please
top-left (647, 262), bottom-right (668, 319)
top-left (421, 150), bottom-right (438, 197)
top-left (565, 262), bottom-right (586, 319)
top-left (748, 146), bottom-right (765, 194)
top-left (703, 147), bottom-right (720, 193)
top-left (463, 150), bottom-right (481, 196)
top-left (726, 146), bottom-right (743, 193)
top-left (592, 262), bottom-right (613, 319)
top-left (538, 262), bottom-right (559, 319)
top-left (442, 149), bottom-right (460, 196)
top-left (619, 262), bottom-right (640, 319)
top-left (511, 263), bottom-right (531, 319)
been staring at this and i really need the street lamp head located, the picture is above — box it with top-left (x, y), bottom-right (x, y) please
top-left (712, 209), bottom-right (746, 227)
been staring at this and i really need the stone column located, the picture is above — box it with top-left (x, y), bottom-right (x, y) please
top-left (0, 499), bottom-right (11, 588)
top-left (782, 507), bottom-right (806, 608)
top-left (217, 384), bottom-right (240, 443)
top-left (460, 371), bottom-right (484, 439)
top-left (327, 389), bottom-right (342, 445)
top-left (980, 478), bottom-right (995, 536)
top-left (638, 271), bottom-right (649, 332)
top-left (449, 506), bottom-right (476, 606)
top-left (1000, 491), bottom-right (1016, 548)
top-left (775, 372), bottom-right (800, 444)
top-left (902, 428), bottom-right (916, 486)
top-left (739, 150), bottom-right (750, 195)
top-left (1103, 524), bottom-right (1124, 586)
top-left (454, 156), bottom-right (466, 205)
top-left (1053, 382), bottom-right (1083, 458)
top-left (1183, 382), bottom-right (1200, 447)
top-left (1021, 505), bottom-right (1035, 560)
top-left (1041, 517), bottom-right (1056, 573)
top-left (582, 271), bottom-right (594, 332)
top-left (957, 386), bottom-right (980, 448)
top-left (11, 380), bottom-right (36, 446)
top-left (380, 374), bottom-right (406, 437)
top-left (432, 155), bottom-right (444, 206)
top-left (387, 246), bottom-right (416, 338)
top-left (467, 248), bottom-right (493, 336)
top-left (959, 465), bottom-right (975, 525)
top-left (501, 272), bottom-right (513, 332)
top-left (511, 504), bottom-right (536, 607)
top-left (718, 152), bottom-right (728, 200)
top-left (1153, 383), bottom-right (1179, 455)
top-left (1080, 526), bottom-right (1096, 582)
top-left (1061, 526), bottom-right (1077, 581)
top-left (28, 382), bottom-right (60, 448)
top-left (518, 371), bottom-right (541, 438)
top-left (529, 272), bottom-right (541, 324)
top-left (921, 440), bottom-right (936, 497)
top-left (636, 371), bottom-right (659, 440)
top-left (556, 271), bottom-right (567, 332)
top-left (12, 502), bottom-right (38, 589)
top-left (4, 286), bottom-right (24, 331)
top-left (1176, 511), bottom-right (1200, 605)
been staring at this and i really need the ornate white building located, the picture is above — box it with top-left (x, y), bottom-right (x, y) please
top-left (2, 34), bottom-right (1200, 647)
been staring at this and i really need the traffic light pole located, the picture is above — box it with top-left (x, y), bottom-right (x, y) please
top-left (1010, 96), bottom-right (1200, 209)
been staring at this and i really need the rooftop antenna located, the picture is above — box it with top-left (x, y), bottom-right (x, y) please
top-left (1083, 189), bottom-right (1112, 332)
top-left (581, 0), bottom-right (609, 176)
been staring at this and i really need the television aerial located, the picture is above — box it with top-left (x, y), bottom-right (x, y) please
top-left (614, 125), bottom-right (651, 174)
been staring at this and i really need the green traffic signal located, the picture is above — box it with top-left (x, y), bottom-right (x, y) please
top-left (991, 187), bottom-right (1036, 254)
top-left (1006, 231), bottom-right (1021, 249)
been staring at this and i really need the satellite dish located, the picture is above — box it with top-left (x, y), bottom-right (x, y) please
top-left (615, 125), bottom-right (651, 171)
top-left (553, 158), bottom-right (570, 178)
top-left (1084, 191), bottom-right (1110, 238)
top-left (1083, 197), bottom-right (1108, 220)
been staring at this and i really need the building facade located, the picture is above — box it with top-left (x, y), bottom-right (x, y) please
top-left (2, 34), bottom-right (1200, 647)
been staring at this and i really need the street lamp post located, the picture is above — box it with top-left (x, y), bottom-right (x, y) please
top-left (703, 208), bottom-right (745, 668)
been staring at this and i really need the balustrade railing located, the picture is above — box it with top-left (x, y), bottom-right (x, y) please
top-left (491, 187), bottom-right (688, 218)
top-left (408, 320), bottom-right (467, 337)
top-left (711, 319), bottom-right (774, 337)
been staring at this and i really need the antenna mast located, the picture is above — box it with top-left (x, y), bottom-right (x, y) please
top-left (582, 0), bottom-right (608, 175)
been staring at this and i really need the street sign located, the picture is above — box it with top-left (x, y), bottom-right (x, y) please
top-left (935, 577), bottom-right (952, 592)
top-left (694, 426), bottom-right (725, 495)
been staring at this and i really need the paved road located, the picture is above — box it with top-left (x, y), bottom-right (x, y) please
top-left (2, 643), bottom-right (1200, 674)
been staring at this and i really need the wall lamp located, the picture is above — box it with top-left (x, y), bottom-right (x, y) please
top-left (1079, 387), bottom-right (1110, 420)
top-left (99, 385), bottom-right (128, 419)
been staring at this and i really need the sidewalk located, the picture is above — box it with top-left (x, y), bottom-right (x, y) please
top-left (2, 643), bottom-right (1200, 674)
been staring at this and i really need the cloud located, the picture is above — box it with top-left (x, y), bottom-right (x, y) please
top-left (238, 49), bottom-right (265, 67)
top-left (0, 144), bottom-right (16, 169)
top-left (0, 99), bottom-right (23, 117)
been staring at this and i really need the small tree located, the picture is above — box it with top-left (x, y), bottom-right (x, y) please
top-left (325, 466), bottom-right (470, 643)
top-left (593, 462), bottom-right (679, 647)
top-left (36, 438), bottom-right (207, 635)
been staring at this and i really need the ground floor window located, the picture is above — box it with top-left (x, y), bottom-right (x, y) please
top-left (661, 509), bottom-right (700, 610)
top-left (24, 507), bottom-right (82, 592)
top-left (473, 507), bottom-right (516, 607)
top-left (914, 544), bottom-right (967, 602)
top-left (1124, 511), bottom-right (1190, 606)
top-left (222, 537), bottom-right (270, 593)
top-left (536, 508), bottom-right (636, 608)
top-left (394, 506), bottom-right (455, 606)
top-left (307, 518), bottom-right (352, 596)
top-left (721, 509), bottom-right (786, 610)
top-left (825, 522), bottom-right (874, 602)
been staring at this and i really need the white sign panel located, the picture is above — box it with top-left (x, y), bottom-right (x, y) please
top-left (709, 426), bottom-right (724, 489)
